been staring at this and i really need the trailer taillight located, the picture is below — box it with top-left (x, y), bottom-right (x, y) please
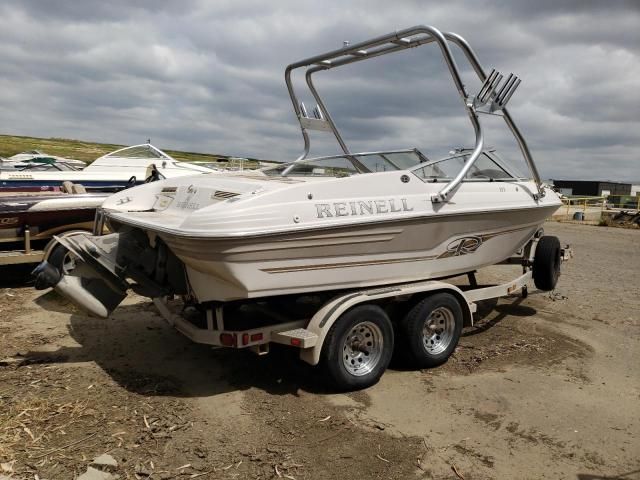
top-left (290, 338), bottom-right (302, 347)
top-left (241, 333), bottom-right (264, 345)
top-left (220, 333), bottom-right (236, 347)
top-left (250, 333), bottom-right (263, 342)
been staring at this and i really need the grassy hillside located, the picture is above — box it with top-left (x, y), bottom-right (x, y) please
top-left (0, 134), bottom-right (239, 164)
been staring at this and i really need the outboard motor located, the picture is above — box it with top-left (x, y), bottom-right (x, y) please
top-left (32, 229), bottom-right (187, 318)
top-left (33, 234), bottom-right (129, 318)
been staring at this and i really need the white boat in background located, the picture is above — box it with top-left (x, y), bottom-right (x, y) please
top-left (0, 150), bottom-right (86, 172)
top-left (8, 150), bottom-right (87, 168)
top-left (0, 144), bottom-right (213, 192)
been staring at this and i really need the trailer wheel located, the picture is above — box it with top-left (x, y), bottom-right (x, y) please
top-left (533, 235), bottom-right (561, 291)
top-left (320, 304), bottom-right (393, 391)
top-left (397, 292), bottom-right (463, 368)
top-left (47, 243), bottom-right (77, 275)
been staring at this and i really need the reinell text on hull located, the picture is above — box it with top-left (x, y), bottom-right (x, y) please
top-left (34, 25), bottom-right (566, 389)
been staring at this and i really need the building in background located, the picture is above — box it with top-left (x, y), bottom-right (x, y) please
top-left (551, 180), bottom-right (631, 197)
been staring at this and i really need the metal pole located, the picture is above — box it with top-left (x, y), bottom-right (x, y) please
top-left (25, 227), bottom-right (31, 254)
top-left (282, 25), bottom-right (543, 201)
top-left (305, 67), bottom-right (351, 155)
top-left (443, 33), bottom-right (544, 199)
top-left (285, 66), bottom-right (311, 161)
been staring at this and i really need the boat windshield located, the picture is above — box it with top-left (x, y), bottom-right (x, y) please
top-left (263, 149), bottom-right (427, 177)
top-left (18, 162), bottom-right (80, 172)
top-left (105, 145), bottom-right (169, 159)
top-left (411, 151), bottom-right (525, 182)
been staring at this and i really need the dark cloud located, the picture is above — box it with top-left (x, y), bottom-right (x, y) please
top-left (0, 0), bottom-right (638, 180)
top-left (7, 0), bottom-right (199, 22)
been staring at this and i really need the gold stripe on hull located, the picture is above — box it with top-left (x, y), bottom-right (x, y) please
top-left (261, 253), bottom-right (440, 274)
top-left (259, 225), bottom-right (531, 274)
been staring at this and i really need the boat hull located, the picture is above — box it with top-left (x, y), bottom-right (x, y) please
top-left (157, 205), bottom-right (556, 302)
top-left (0, 193), bottom-right (106, 245)
top-left (0, 179), bottom-right (136, 193)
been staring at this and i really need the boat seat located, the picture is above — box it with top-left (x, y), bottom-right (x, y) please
top-left (62, 181), bottom-right (75, 194)
top-left (61, 181), bottom-right (87, 194)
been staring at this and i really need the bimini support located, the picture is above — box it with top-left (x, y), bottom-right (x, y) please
top-left (284, 25), bottom-right (545, 202)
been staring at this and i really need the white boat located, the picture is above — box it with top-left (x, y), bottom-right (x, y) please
top-left (7, 150), bottom-right (87, 168)
top-left (0, 150), bottom-right (85, 172)
top-left (0, 144), bottom-right (213, 192)
top-left (35, 25), bottom-right (562, 319)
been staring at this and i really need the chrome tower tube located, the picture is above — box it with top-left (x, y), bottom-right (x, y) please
top-left (284, 25), bottom-right (543, 201)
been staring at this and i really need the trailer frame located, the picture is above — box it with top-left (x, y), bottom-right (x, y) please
top-left (0, 227), bottom-right (45, 266)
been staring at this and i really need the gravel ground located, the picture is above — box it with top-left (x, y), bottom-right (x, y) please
top-left (0, 221), bottom-right (638, 479)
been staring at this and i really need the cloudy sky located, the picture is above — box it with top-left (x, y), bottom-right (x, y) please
top-left (0, 1), bottom-right (638, 180)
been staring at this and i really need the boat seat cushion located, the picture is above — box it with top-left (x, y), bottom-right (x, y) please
top-left (72, 183), bottom-right (87, 194)
top-left (62, 181), bottom-right (75, 193)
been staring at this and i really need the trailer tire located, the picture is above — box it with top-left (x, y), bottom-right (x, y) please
top-left (320, 304), bottom-right (393, 391)
top-left (47, 242), bottom-right (77, 275)
top-left (397, 292), bottom-right (463, 368)
top-left (533, 235), bottom-right (561, 291)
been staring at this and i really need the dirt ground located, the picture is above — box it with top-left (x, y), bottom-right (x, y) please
top-left (0, 222), bottom-right (638, 480)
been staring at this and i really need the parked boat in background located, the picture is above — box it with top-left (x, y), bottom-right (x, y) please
top-left (0, 144), bottom-right (213, 192)
top-left (0, 186), bottom-right (109, 267)
top-left (8, 150), bottom-right (86, 168)
top-left (0, 150), bottom-right (85, 172)
top-left (0, 191), bottom-right (106, 244)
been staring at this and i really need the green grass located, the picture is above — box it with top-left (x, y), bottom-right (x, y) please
top-left (0, 133), bottom-right (254, 165)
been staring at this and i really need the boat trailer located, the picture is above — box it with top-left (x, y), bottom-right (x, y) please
top-left (151, 233), bottom-right (571, 389)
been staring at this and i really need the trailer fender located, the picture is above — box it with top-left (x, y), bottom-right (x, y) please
top-left (300, 281), bottom-right (474, 366)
